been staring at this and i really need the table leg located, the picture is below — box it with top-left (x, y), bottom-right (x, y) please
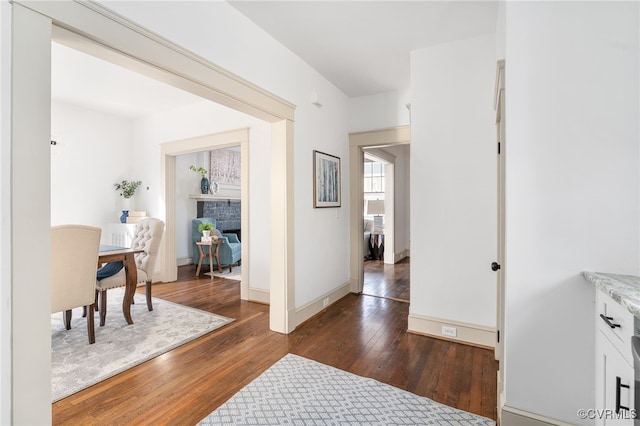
top-left (122, 253), bottom-right (137, 325)
top-left (208, 248), bottom-right (214, 280)
top-left (196, 245), bottom-right (204, 277)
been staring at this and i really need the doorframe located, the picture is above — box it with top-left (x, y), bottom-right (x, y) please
top-left (8, 1), bottom-right (296, 423)
top-left (494, 59), bottom-right (506, 416)
top-left (348, 126), bottom-right (410, 293)
top-left (160, 129), bottom-right (250, 299)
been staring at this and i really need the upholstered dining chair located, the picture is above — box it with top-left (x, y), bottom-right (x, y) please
top-left (95, 218), bottom-right (164, 326)
top-left (51, 224), bottom-right (102, 344)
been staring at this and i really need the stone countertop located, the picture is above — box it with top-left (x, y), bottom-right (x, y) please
top-left (583, 271), bottom-right (640, 318)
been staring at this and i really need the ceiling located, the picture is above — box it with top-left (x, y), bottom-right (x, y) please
top-left (228, 1), bottom-right (499, 97)
top-left (51, 1), bottom-right (499, 117)
top-left (51, 42), bottom-right (204, 119)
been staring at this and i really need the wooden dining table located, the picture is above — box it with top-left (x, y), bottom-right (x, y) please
top-left (98, 245), bottom-right (144, 325)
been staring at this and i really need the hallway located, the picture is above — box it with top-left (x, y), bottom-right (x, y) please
top-left (363, 257), bottom-right (409, 302)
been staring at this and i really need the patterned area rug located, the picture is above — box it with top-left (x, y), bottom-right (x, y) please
top-left (199, 354), bottom-right (495, 425)
top-left (51, 288), bottom-right (233, 402)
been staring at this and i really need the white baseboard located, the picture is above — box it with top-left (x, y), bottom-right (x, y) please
top-left (177, 256), bottom-right (192, 267)
top-left (501, 405), bottom-right (575, 426)
top-left (248, 287), bottom-right (270, 304)
top-left (407, 313), bottom-right (495, 348)
top-left (294, 281), bottom-right (351, 328)
top-left (393, 249), bottom-right (409, 263)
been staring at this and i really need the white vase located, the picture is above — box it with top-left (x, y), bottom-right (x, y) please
top-left (201, 230), bottom-right (211, 242)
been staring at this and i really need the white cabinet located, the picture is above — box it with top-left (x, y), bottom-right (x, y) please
top-left (596, 290), bottom-right (636, 425)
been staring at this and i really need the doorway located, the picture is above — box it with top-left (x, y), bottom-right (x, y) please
top-left (161, 129), bottom-right (251, 299)
top-left (9, 3), bottom-right (296, 422)
top-left (361, 148), bottom-right (409, 302)
top-left (348, 127), bottom-right (410, 296)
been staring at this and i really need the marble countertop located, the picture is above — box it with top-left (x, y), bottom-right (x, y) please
top-left (583, 271), bottom-right (640, 318)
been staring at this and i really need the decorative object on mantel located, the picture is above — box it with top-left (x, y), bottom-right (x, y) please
top-left (190, 165), bottom-right (219, 195)
top-left (198, 222), bottom-right (215, 242)
top-left (114, 179), bottom-right (142, 223)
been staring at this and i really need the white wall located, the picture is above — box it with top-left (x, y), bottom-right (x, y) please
top-left (175, 151), bottom-right (199, 264)
top-left (50, 101), bottom-right (135, 228)
top-left (383, 144), bottom-right (410, 259)
top-left (100, 1), bottom-right (351, 306)
top-left (348, 89), bottom-right (411, 133)
top-left (410, 34), bottom-right (497, 327)
top-left (504, 2), bottom-right (639, 423)
top-left (133, 100), bottom-right (272, 291)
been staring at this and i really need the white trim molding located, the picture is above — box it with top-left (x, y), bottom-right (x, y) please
top-left (248, 287), bottom-right (270, 305)
top-left (294, 281), bottom-right (351, 328)
top-left (407, 313), bottom-right (495, 349)
top-left (501, 405), bottom-right (576, 426)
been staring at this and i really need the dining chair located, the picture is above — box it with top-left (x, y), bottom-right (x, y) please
top-left (51, 224), bottom-right (102, 344)
top-left (96, 218), bottom-right (164, 326)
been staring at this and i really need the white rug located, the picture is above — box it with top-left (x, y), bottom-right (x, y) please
top-left (205, 264), bottom-right (241, 281)
top-left (199, 354), bottom-right (495, 425)
top-left (51, 288), bottom-right (234, 402)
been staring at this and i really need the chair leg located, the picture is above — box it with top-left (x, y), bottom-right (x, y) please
top-left (87, 303), bottom-right (95, 344)
top-left (63, 310), bottom-right (72, 330)
top-left (82, 306), bottom-right (87, 318)
top-left (99, 290), bottom-right (107, 327)
top-left (94, 290), bottom-right (99, 311)
top-left (145, 280), bottom-right (153, 311)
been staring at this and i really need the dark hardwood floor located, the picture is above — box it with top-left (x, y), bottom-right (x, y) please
top-left (363, 257), bottom-right (410, 302)
top-left (52, 263), bottom-right (497, 424)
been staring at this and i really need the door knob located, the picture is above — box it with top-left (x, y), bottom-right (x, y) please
top-left (491, 262), bottom-right (501, 271)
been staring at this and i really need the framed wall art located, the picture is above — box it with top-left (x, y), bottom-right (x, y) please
top-left (313, 150), bottom-right (341, 208)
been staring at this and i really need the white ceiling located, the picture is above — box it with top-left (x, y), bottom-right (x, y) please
top-left (51, 1), bottom-right (499, 117)
top-left (51, 42), bottom-right (204, 119)
top-left (228, 1), bottom-right (499, 97)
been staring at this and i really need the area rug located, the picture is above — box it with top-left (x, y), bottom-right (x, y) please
top-left (199, 353), bottom-right (495, 425)
top-left (205, 264), bottom-right (241, 281)
top-left (51, 288), bottom-right (234, 402)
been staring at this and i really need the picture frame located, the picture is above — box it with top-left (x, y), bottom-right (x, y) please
top-left (313, 150), bottom-right (341, 208)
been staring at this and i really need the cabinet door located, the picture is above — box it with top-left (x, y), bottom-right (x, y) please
top-left (597, 330), bottom-right (635, 426)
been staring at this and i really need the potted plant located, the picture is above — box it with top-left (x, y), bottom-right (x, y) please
top-left (114, 179), bottom-right (142, 223)
top-left (190, 165), bottom-right (210, 194)
top-left (198, 222), bottom-right (215, 241)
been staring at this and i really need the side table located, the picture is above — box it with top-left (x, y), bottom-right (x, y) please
top-left (196, 240), bottom-right (222, 279)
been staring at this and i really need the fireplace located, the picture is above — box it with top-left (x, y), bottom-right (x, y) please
top-left (196, 199), bottom-right (241, 241)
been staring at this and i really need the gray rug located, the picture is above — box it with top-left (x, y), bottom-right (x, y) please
top-left (51, 288), bottom-right (234, 402)
top-left (199, 353), bottom-right (495, 425)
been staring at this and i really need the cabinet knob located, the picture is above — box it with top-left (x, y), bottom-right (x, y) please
top-left (491, 262), bottom-right (501, 271)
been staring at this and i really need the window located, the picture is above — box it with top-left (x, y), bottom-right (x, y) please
top-left (364, 161), bottom-right (385, 193)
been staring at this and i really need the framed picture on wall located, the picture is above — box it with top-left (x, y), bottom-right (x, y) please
top-left (313, 150), bottom-right (341, 208)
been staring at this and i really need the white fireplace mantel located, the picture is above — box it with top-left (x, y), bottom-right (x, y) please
top-left (188, 194), bottom-right (241, 201)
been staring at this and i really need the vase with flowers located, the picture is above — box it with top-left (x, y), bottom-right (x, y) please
top-left (114, 179), bottom-right (142, 223)
top-left (190, 165), bottom-right (210, 194)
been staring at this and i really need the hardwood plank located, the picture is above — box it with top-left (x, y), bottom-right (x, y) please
top-left (52, 260), bottom-right (497, 424)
